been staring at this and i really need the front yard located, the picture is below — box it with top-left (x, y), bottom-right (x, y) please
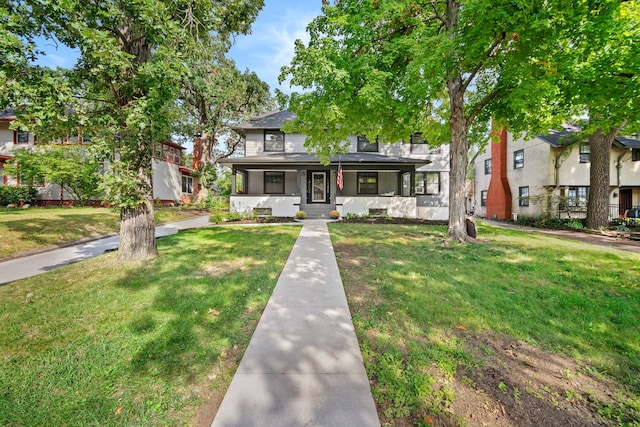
top-left (1, 218), bottom-right (639, 426)
top-left (0, 206), bottom-right (206, 260)
top-left (330, 222), bottom-right (640, 426)
top-left (0, 226), bottom-right (301, 426)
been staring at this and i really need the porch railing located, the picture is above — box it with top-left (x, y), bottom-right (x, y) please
top-left (555, 204), bottom-right (640, 222)
top-left (611, 204), bottom-right (640, 220)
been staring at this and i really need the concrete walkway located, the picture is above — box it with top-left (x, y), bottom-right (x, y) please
top-left (0, 215), bottom-right (212, 285)
top-left (211, 220), bottom-right (380, 427)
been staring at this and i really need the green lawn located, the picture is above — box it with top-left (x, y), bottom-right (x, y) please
top-left (0, 225), bottom-right (300, 426)
top-left (0, 206), bottom-right (206, 259)
top-left (329, 222), bottom-right (640, 425)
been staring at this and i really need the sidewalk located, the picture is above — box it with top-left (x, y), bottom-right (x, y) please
top-left (0, 215), bottom-right (212, 285)
top-left (211, 220), bottom-right (380, 427)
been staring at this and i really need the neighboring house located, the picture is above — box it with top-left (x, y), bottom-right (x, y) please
top-left (0, 109), bottom-right (197, 205)
top-left (474, 124), bottom-right (640, 220)
top-left (219, 110), bottom-right (450, 219)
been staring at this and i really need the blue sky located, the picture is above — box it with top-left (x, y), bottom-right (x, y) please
top-left (37, 1), bottom-right (322, 95)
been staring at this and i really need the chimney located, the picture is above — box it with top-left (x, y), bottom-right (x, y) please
top-left (486, 121), bottom-right (512, 220)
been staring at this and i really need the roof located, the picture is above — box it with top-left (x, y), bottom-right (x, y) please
top-left (614, 135), bottom-right (640, 148)
top-left (219, 152), bottom-right (430, 166)
top-left (537, 124), bottom-right (584, 147)
top-left (538, 124), bottom-right (639, 149)
top-left (0, 109), bottom-right (16, 122)
top-left (234, 110), bottom-right (297, 130)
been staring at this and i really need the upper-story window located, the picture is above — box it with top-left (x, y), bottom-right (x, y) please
top-left (513, 149), bottom-right (524, 169)
top-left (633, 148), bottom-right (640, 161)
top-left (14, 131), bottom-right (29, 144)
top-left (484, 159), bottom-right (492, 175)
top-left (579, 143), bottom-right (590, 163)
top-left (154, 142), bottom-right (183, 165)
top-left (357, 135), bottom-right (378, 152)
top-left (264, 130), bottom-right (285, 152)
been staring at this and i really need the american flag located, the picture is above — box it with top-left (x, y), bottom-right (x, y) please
top-left (337, 161), bottom-right (343, 190)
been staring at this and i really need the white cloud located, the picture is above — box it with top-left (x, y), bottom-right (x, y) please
top-left (229, 5), bottom-right (319, 94)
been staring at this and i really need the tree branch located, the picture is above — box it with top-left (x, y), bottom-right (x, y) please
top-left (465, 88), bottom-right (501, 129)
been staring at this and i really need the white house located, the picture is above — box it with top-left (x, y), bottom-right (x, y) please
top-left (474, 124), bottom-right (640, 220)
top-left (219, 110), bottom-right (451, 219)
top-left (0, 109), bottom-right (197, 205)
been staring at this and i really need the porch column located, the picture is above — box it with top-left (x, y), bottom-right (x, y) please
top-left (231, 168), bottom-right (236, 195)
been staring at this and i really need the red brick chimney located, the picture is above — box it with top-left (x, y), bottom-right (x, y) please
top-left (486, 122), bottom-right (512, 220)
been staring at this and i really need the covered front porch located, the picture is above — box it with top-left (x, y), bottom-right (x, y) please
top-left (220, 153), bottom-right (429, 219)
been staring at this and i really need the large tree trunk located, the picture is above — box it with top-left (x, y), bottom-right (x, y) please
top-left (447, 75), bottom-right (471, 241)
top-left (585, 126), bottom-right (620, 229)
top-left (118, 196), bottom-right (158, 261)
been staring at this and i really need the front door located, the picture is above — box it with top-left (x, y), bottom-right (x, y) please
top-left (307, 171), bottom-right (329, 203)
top-left (620, 189), bottom-right (632, 215)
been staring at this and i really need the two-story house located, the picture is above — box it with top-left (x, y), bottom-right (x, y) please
top-left (474, 124), bottom-right (640, 220)
top-left (219, 110), bottom-right (450, 219)
top-left (0, 109), bottom-right (197, 205)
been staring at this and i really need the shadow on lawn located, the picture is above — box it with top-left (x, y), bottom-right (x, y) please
top-left (330, 223), bottom-right (640, 425)
top-left (112, 227), bottom-right (299, 382)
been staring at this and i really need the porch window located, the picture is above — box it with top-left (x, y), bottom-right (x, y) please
top-left (632, 148), bottom-right (640, 161)
top-left (264, 171), bottom-right (285, 194)
top-left (14, 131), bottom-right (29, 144)
top-left (518, 186), bottom-right (529, 207)
top-left (357, 172), bottom-right (378, 194)
top-left (264, 130), bottom-right (284, 152)
top-left (481, 190), bottom-right (487, 207)
top-left (182, 175), bottom-right (194, 194)
top-left (484, 159), bottom-right (491, 175)
top-left (357, 136), bottom-right (378, 152)
top-left (579, 144), bottom-right (590, 163)
top-left (235, 171), bottom-right (246, 194)
top-left (513, 149), bottom-right (524, 169)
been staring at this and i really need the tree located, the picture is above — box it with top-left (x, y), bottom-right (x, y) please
top-left (280, 0), bottom-right (567, 241)
top-left (177, 38), bottom-right (273, 202)
top-left (5, 145), bottom-right (101, 206)
top-left (2, 0), bottom-right (264, 260)
top-left (549, 1), bottom-right (640, 229)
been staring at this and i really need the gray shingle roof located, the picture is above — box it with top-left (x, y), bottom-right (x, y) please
top-left (219, 152), bottom-right (430, 166)
top-left (234, 110), bottom-right (297, 130)
top-left (0, 109), bottom-right (16, 121)
top-left (538, 124), bottom-right (639, 148)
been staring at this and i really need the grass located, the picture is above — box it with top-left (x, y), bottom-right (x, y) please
top-left (0, 225), bottom-right (300, 426)
top-left (329, 222), bottom-right (640, 424)
top-left (0, 206), bottom-right (206, 259)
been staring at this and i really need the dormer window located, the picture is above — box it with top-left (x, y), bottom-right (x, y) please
top-left (264, 130), bottom-right (285, 152)
top-left (357, 135), bottom-right (378, 152)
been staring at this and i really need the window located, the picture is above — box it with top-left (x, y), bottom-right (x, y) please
top-left (425, 172), bottom-right (440, 195)
top-left (632, 148), bottom-right (640, 161)
top-left (518, 186), bottom-right (529, 207)
top-left (484, 159), bottom-right (492, 175)
top-left (567, 186), bottom-right (589, 207)
top-left (480, 190), bottom-right (487, 207)
top-left (182, 175), bottom-right (194, 194)
top-left (357, 172), bottom-right (378, 194)
top-left (264, 171), bottom-right (285, 194)
top-left (409, 133), bottom-right (426, 153)
top-left (415, 173), bottom-right (425, 194)
top-left (513, 150), bottom-right (524, 169)
top-left (579, 144), bottom-right (590, 163)
top-left (264, 130), bottom-right (284, 152)
top-left (235, 171), bottom-right (246, 194)
top-left (357, 135), bottom-right (378, 152)
top-left (14, 131), bottom-right (29, 144)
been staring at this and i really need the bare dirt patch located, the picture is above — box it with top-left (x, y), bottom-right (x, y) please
top-left (446, 330), bottom-right (618, 427)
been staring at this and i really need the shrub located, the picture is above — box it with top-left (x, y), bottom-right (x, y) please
top-left (295, 210), bottom-right (307, 220)
top-left (0, 186), bottom-right (38, 205)
top-left (329, 210), bottom-right (340, 219)
top-left (209, 212), bottom-right (224, 224)
top-left (226, 212), bottom-right (244, 222)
